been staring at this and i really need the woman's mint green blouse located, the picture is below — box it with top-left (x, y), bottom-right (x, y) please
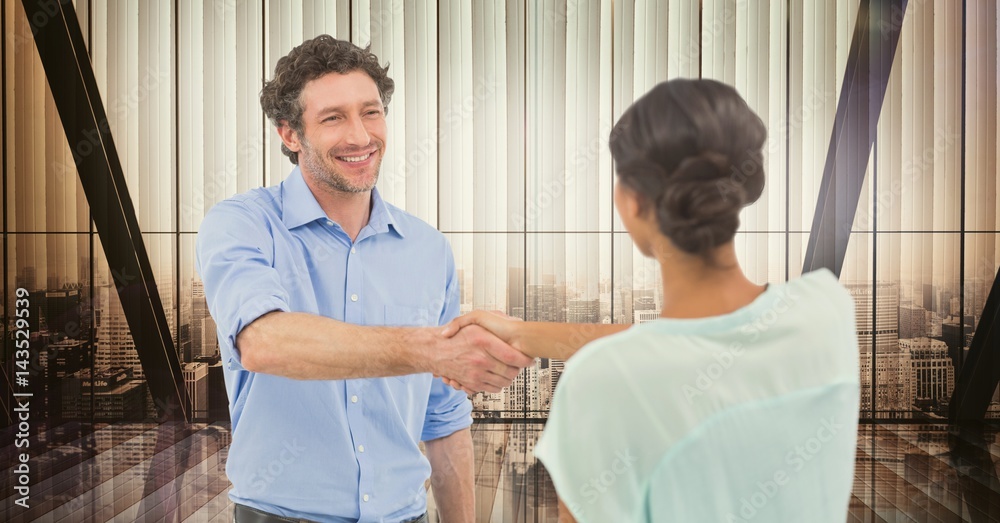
top-left (535, 269), bottom-right (860, 522)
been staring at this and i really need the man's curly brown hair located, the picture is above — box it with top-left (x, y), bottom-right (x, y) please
top-left (260, 35), bottom-right (395, 164)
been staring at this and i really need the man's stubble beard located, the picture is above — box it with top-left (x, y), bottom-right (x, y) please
top-left (298, 136), bottom-right (384, 194)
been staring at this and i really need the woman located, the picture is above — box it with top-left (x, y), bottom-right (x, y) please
top-left (444, 78), bottom-right (860, 522)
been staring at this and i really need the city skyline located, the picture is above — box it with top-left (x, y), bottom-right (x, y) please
top-left (5, 259), bottom-right (997, 422)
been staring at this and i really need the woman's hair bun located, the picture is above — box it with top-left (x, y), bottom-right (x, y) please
top-left (655, 151), bottom-right (744, 257)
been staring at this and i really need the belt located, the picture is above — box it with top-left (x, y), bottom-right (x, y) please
top-left (233, 503), bottom-right (428, 523)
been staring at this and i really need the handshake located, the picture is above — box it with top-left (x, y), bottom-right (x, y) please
top-left (428, 311), bottom-right (536, 396)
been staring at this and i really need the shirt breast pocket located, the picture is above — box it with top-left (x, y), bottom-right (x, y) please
top-left (384, 304), bottom-right (433, 327)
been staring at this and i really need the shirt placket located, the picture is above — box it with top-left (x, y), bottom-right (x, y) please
top-left (343, 238), bottom-right (375, 517)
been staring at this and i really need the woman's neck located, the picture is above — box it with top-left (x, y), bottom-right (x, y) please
top-left (656, 243), bottom-right (767, 319)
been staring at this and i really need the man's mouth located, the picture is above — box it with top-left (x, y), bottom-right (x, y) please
top-left (336, 150), bottom-right (376, 163)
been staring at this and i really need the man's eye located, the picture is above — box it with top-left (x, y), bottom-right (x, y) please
top-left (323, 116), bottom-right (340, 122)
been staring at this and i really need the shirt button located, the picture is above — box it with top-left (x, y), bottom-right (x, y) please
top-left (350, 294), bottom-right (358, 302)
top-left (351, 247), bottom-right (357, 254)
top-left (363, 494), bottom-right (370, 502)
top-left (358, 445), bottom-right (365, 453)
top-left (351, 395), bottom-right (358, 403)
top-left (326, 220), bottom-right (333, 226)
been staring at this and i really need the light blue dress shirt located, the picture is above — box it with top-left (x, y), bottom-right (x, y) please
top-left (196, 167), bottom-right (472, 523)
top-left (535, 269), bottom-right (861, 522)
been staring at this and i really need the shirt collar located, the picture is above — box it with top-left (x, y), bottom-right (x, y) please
top-left (368, 185), bottom-right (405, 238)
top-left (280, 166), bottom-right (405, 238)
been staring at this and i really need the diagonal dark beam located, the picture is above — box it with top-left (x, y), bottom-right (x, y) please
top-left (802, 0), bottom-right (908, 276)
top-left (950, 266), bottom-right (1000, 423)
top-left (22, 0), bottom-right (188, 421)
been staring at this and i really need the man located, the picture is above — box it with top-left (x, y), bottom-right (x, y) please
top-left (196, 35), bottom-right (533, 523)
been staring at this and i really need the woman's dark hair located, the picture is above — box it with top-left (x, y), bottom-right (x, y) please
top-left (609, 79), bottom-right (766, 263)
top-left (260, 35), bottom-right (395, 164)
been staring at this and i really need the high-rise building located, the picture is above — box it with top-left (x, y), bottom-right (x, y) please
top-left (526, 284), bottom-right (557, 322)
top-left (538, 368), bottom-right (552, 408)
top-left (17, 266), bottom-right (37, 291)
top-left (922, 283), bottom-right (935, 313)
top-left (847, 282), bottom-right (900, 353)
top-left (179, 322), bottom-right (193, 364)
top-left (940, 322), bottom-right (970, 370)
top-left (548, 359), bottom-right (564, 398)
top-left (898, 304), bottom-right (928, 340)
top-left (635, 310), bottom-right (660, 324)
top-left (965, 277), bottom-right (990, 321)
top-left (616, 288), bottom-right (634, 324)
top-left (183, 362), bottom-right (210, 420)
top-left (95, 286), bottom-right (143, 379)
top-left (526, 275), bottom-right (567, 322)
top-left (633, 289), bottom-right (655, 307)
top-left (471, 391), bottom-right (505, 414)
top-left (195, 355), bottom-right (230, 421)
top-left (859, 351), bottom-right (913, 415)
top-left (566, 299), bottom-right (599, 323)
top-left (599, 292), bottom-right (612, 324)
top-left (537, 358), bottom-right (566, 409)
top-left (554, 282), bottom-right (567, 323)
top-left (62, 367), bottom-right (145, 420)
top-left (201, 316), bottom-right (219, 358)
top-left (191, 279), bottom-right (210, 359)
top-left (508, 268), bottom-right (525, 318)
top-left (899, 338), bottom-right (954, 411)
top-left (47, 338), bottom-right (93, 420)
top-left (43, 288), bottom-right (81, 337)
top-left (49, 338), bottom-right (92, 377)
top-left (456, 269), bottom-right (473, 306)
top-left (850, 283), bottom-right (906, 415)
top-left (504, 363), bottom-right (539, 417)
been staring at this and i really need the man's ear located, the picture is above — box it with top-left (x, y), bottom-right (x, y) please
top-left (276, 121), bottom-right (301, 154)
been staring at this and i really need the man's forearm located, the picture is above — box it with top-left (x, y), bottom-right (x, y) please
top-left (235, 311), bottom-right (533, 392)
top-left (426, 428), bottom-right (475, 523)
top-left (236, 311), bottom-right (434, 379)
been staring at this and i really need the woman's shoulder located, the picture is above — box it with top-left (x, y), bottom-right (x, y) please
top-left (558, 324), bottom-right (701, 395)
top-left (792, 268), bottom-right (855, 308)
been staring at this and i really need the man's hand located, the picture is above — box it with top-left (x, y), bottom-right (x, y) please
top-left (438, 311), bottom-right (527, 394)
top-left (427, 323), bottom-right (533, 394)
top-left (441, 310), bottom-right (521, 347)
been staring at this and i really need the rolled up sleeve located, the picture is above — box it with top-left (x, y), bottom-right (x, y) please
top-left (422, 247), bottom-right (472, 441)
top-left (195, 199), bottom-right (291, 371)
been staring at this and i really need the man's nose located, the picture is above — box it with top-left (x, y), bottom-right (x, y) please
top-left (343, 115), bottom-right (371, 147)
